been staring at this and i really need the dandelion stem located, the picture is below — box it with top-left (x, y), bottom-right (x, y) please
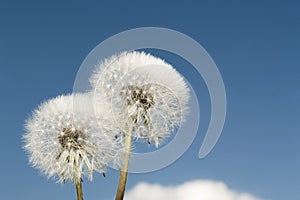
top-left (115, 127), bottom-right (133, 200)
top-left (76, 181), bottom-right (84, 200)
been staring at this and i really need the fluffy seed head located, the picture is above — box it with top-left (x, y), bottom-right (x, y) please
top-left (23, 93), bottom-right (123, 183)
top-left (90, 51), bottom-right (190, 147)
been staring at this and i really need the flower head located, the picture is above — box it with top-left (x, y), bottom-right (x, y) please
top-left (90, 51), bottom-right (190, 147)
top-left (23, 93), bottom-right (123, 183)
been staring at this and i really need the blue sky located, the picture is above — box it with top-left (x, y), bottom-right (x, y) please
top-left (1, 0), bottom-right (299, 199)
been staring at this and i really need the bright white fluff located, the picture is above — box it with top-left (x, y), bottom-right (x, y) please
top-left (23, 93), bottom-right (123, 183)
top-left (90, 51), bottom-right (190, 147)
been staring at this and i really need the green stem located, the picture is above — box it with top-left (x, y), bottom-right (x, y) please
top-left (115, 128), bottom-right (133, 200)
top-left (76, 181), bottom-right (84, 200)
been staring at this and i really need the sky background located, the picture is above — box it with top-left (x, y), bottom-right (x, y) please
top-left (1, 0), bottom-right (299, 199)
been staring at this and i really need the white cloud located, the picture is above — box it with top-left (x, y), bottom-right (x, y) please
top-left (125, 179), bottom-right (264, 200)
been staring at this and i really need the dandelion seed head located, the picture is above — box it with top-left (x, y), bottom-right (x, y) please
top-left (90, 51), bottom-right (190, 147)
top-left (23, 93), bottom-right (123, 183)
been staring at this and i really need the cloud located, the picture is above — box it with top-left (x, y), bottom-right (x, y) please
top-left (125, 179), bottom-right (264, 200)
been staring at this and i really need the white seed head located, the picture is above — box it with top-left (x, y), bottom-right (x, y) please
top-left (23, 93), bottom-right (123, 183)
top-left (90, 51), bottom-right (190, 147)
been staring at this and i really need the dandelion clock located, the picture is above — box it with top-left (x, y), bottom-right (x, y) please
top-left (90, 51), bottom-right (190, 200)
top-left (23, 93), bottom-right (123, 200)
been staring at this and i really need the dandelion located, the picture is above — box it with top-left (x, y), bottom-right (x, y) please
top-left (90, 51), bottom-right (190, 200)
top-left (23, 93), bottom-right (123, 200)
